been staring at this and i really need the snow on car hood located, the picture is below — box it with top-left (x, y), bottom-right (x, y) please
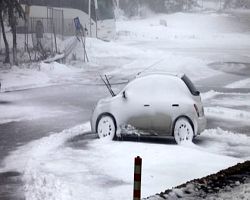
top-left (97, 96), bottom-right (114, 105)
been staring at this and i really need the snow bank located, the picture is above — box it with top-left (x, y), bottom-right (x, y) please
top-left (199, 128), bottom-right (250, 159)
top-left (0, 123), bottom-right (90, 172)
top-left (0, 62), bottom-right (79, 92)
top-left (40, 62), bottom-right (74, 74)
top-left (0, 123), bottom-right (90, 200)
top-left (205, 106), bottom-right (250, 123)
top-left (0, 65), bottom-right (50, 92)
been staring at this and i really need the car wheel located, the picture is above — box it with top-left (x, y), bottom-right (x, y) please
top-left (174, 117), bottom-right (194, 144)
top-left (97, 115), bottom-right (116, 140)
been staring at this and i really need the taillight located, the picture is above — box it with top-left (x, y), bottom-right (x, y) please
top-left (201, 106), bottom-right (204, 116)
top-left (194, 104), bottom-right (200, 117)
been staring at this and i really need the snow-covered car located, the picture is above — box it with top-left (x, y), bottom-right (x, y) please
top-left (91, 73), bottom-right (206, 144)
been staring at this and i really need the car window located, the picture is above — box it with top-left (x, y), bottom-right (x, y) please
top-left (124, 75), bottom-right (181, 98)
top-left (126, 77), bottom-right (155, 96)
top-left (181, 75), bottom-right (199, 96)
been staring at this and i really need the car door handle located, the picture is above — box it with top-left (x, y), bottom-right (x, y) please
top-left (172, 104), bottom-right (179, 107)
top-left (144, 104), bottom-right (150, 107)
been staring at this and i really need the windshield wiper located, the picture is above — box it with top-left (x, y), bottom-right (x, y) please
top-left (100, 75), bottom-right (116, 97)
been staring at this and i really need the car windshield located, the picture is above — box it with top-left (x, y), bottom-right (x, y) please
top-left (181, 75), bottom-right (199, 96)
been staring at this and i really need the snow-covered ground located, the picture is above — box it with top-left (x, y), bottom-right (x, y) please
top-left (1, 10), bottom-right (250, 200)
top-left (0, 122), bottom-right (249, 200)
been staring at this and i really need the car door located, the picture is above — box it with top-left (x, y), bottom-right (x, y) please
top-left (150, 78), bottom-right (172, 135)
top-left (122, 78), bottom-right (153, 131)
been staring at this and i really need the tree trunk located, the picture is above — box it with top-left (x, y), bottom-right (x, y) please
top-left (0, 9), bottom-right (10, 63)
top-left (9, 5), bottom-right (18, 66)
top-left (12, 23), bottom-right (17, 65)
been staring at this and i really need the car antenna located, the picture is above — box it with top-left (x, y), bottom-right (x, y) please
top-left (100, 75), bottom-right (115, 97)
top-left (136, 58), bottom-right (165, 76)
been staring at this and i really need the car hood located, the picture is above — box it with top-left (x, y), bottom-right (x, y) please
top-left (97, 96), bottom-right (113, 105)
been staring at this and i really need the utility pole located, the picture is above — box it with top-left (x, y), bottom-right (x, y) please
top-left (88, 0), bottom-right (92, 37)
top-left (0, 25), bottom-right (1, 53)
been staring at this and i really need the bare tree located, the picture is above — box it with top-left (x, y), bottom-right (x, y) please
top-left (0, 0), bottom-right (24, 65)
top-left (0, 0), bottom-right (10, 63)
top-left (6, 0), bottom-right (25, 65)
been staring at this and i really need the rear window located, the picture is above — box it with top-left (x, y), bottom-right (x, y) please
top-left (181, 75), bottom-right (199, 96)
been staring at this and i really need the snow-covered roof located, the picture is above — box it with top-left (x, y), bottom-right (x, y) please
top-left (136, 71), bottom-right (184, 79)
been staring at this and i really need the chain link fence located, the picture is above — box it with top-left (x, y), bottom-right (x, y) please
top-left (21, 8), bottom-right (75, 60)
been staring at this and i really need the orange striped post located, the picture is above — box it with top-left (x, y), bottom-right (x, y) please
top-left (133, 156), bottom-right (142, 200)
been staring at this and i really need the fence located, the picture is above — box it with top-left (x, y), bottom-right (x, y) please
top-left (20, 7), bottom-right (76, 59)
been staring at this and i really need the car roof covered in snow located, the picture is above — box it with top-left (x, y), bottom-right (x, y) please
top-left (123, 72), bottom-right (190, 96)
top-left (136, 71), bottom-right (185, 79)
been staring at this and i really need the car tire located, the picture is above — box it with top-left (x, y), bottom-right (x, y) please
top-left (174, 117), bottom-right (194, 144)
top-left (97, 114), bottom-right (117, 140)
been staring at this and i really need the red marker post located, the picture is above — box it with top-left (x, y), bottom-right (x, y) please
top-left (133, 156), bottom-right (142, 200)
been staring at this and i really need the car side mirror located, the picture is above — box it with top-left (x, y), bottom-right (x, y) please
top-left (122, 91), bottom-right (127, 99)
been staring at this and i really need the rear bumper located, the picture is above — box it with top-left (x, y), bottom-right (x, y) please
top-left (197, 116), bottom-right (207, 135)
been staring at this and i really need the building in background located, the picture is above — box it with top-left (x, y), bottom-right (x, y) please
top-left (18, 0), bottom-right (116, 41)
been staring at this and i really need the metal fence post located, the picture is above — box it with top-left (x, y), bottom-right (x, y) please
top-left (133, 156), bottom-right (142, 200)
